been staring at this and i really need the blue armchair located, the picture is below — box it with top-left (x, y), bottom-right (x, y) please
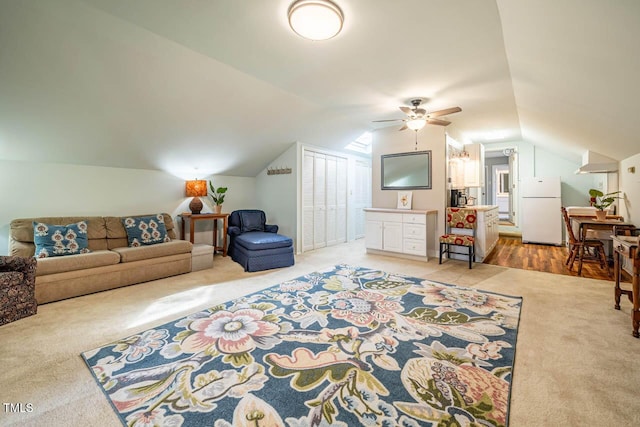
top-left (227, 210), bottom-right (294, 272)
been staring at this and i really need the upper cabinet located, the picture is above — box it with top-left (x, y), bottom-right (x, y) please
top-left (450, 143), bottom-right (485, 188)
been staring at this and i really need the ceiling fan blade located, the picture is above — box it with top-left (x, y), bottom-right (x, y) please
top-left (373, 118), bottom-right (404, 122)
top-left (398, 124), bottom-right (408, 131)
top-left (399, 106), bottom-right (412, 114)
top-left (427, 107), bottom-right (462, 118)
top-left (427, 118), bottom-right (451, 126)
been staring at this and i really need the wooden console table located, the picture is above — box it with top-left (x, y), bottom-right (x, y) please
top-left (179, 213), bottom-right (230, 256)
top-left (612, 234), bottom-right (640, 337)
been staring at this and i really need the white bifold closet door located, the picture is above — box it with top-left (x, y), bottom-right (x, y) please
top-left (302, 150), bottom-right (347, 252)
top-left (354, 160), bottom-right (371, 239)
top-left (313, 153), bottom-right (327, 249)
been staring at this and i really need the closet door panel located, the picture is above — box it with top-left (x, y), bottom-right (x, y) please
top-left (302, 152), bottom-right (315, 251)
top-left (326, 156), bottom-right (337, 246)
top-left (336, 157), bottom-right (348, 242)
top-left (313, 154), bottom-right (327, 248)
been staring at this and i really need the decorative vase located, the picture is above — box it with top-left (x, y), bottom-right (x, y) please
top-left (595, 210), bottom-right (607, 221)
top-left (213, 205), bottom-right (222, 214)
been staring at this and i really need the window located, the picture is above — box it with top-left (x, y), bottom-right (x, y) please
top-left (497, 170), bottom-right (509, 196)
top-left (345, 132), bottom-right (372, 154)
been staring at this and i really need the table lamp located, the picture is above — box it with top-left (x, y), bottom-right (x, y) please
top-left (185, 180), bottom-right (207, 214)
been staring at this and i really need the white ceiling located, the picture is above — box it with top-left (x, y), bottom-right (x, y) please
top-left (1, 0), bottom-right (638, 177)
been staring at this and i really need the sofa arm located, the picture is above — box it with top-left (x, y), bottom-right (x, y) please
top-left (228, 226), bottom-right (242, 236)
top-left (265, 224), bottom-right (279, 233)
top-left (0, 256), bottom-right (37, 283)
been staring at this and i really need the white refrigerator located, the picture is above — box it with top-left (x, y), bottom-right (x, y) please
top-left (521, 176), bottom-right (563, 245)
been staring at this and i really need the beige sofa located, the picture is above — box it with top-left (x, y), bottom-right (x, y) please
top-left (9, 214), bottom-right (192, 304)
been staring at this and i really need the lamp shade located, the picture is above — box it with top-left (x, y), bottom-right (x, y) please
top-left (288, 0), bottom-right (344, 41)
top-left (185, 180), bottom-right (207, 197)
top-left (406, 119), bottom-right (426, 131)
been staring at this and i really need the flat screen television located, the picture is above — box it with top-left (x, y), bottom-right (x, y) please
top-left (381, 151), bottom-right (432, 190)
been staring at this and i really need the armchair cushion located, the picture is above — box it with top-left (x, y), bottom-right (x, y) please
top-left (239, 210), bottom-right (266, 233)
top-left (235, 232), bottom-right (293, 251)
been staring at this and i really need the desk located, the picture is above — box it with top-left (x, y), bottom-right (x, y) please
top-left (180, 213), bottom-right (229, 256)
top-left (613, 235), bottom-right (640, 338)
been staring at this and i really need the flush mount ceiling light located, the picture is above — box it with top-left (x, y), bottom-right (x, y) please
top-left (288, 0), bottom-right (344, 41)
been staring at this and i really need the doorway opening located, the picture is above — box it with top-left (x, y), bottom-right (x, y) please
top-left (484, 148), bottom-right (518, 228)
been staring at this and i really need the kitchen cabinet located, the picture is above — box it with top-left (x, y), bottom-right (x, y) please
top-left (476, 206), bottom-right (499, 260)
top-left (364, 209), bottom-right (437, 260)
top-left (450, 143), bottom-right (485, 188)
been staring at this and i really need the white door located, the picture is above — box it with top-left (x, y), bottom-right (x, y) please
top-left (301, 150), bottom-right (349, 252)
top-left (313, 153), bottom-right (327, 249)
top-left (336, 157), bottom-right (348, 243)
top-left (509, 151), bottom-right (518, 224)
top-left (325, 155), bottom-right (338, 246)
top-left (354, 160), bottom-right (371, 239)
top-left (302, 151), bottom-right (315, 252)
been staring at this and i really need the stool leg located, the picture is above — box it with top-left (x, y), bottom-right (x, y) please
top-left (468, 245), bottom-right (473, 269)
top-left (439, 242), bottom-right (444, 264)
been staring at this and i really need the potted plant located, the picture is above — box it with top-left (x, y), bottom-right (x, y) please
top-left (588, 188), bottom-right (620, 220)
top-left (208, 181), bottom-right (228, 214)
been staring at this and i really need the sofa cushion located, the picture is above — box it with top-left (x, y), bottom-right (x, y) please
top-left (35, 250), bottom-right (120, 276)
top-left (111, 240), bottom-right (192, 263)
top-left (239, 211), bottom-right (266, 233)
top-left (235, 232), bottom-right (293, 251)
top-left (33, 221), bottom-right (91, 258)
top-left (121, 214), bottom-right (170, 247)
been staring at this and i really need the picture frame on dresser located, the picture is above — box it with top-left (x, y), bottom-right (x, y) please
top-left (397, 191), bottom-right (413, 209)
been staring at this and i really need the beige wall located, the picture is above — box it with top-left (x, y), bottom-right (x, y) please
top-left (372, 126), bottom-right (446, 247)
top-left (0, 159), bottom-right (260, 254)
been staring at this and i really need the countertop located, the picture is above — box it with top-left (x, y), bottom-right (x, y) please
top-left (363, 208), bottom-right (438, 214)
top-left (456, 205), bottom-right (498, 211)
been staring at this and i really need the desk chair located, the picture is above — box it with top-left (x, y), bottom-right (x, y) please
top-left (561, 207), bottom-right (609, 276)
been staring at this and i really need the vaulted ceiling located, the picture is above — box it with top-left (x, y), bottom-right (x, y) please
top-left (1, 0), bottom-right (638, 177)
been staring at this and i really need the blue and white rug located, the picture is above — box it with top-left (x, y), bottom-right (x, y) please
top-left (82, 264), bottom-right (522, 426)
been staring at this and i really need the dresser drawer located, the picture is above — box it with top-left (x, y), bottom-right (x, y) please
top-left (403, 238), bottom-right (426, 256)
top-left (366, 212), bottom-right (403, 223)
top-left (403, 223), bottom-right (426, 240)
top-left (402, 213), bottom-right (426, 224)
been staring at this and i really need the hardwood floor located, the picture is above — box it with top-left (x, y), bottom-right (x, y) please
top-left (483, 236), bottom-right (612, 281)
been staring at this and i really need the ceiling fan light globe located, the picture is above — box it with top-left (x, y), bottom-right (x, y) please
top-left (406, 119), bottom-right (426, 131)
top-left (288, 0), bottom-right (344, 41)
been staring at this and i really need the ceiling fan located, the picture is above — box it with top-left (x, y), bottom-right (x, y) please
top-left (373, 98), bottom-right (462, 131)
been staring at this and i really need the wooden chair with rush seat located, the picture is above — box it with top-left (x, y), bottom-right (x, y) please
top-left (561, 207), bottom-right (609, 276)
top-left (439, 207), bottom-right (477, 269)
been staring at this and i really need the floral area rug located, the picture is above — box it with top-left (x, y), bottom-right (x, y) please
top-left (82, 265), bottom-right (522, 427)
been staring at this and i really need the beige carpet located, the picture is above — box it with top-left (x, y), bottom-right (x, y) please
top-left (1, 240), bottom-right (639, 426)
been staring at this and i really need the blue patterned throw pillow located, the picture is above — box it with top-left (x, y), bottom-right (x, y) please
top-left (33, 221), bottom-right (91, 258)
top-left (122, 214), bottom-right (170, 247)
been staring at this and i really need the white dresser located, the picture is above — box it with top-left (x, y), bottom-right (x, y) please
top-left (364, 208), bottom-right (438, 261)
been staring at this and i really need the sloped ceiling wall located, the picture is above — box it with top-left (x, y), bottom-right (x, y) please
top-left (0, 0), bottom-right (638, 177)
